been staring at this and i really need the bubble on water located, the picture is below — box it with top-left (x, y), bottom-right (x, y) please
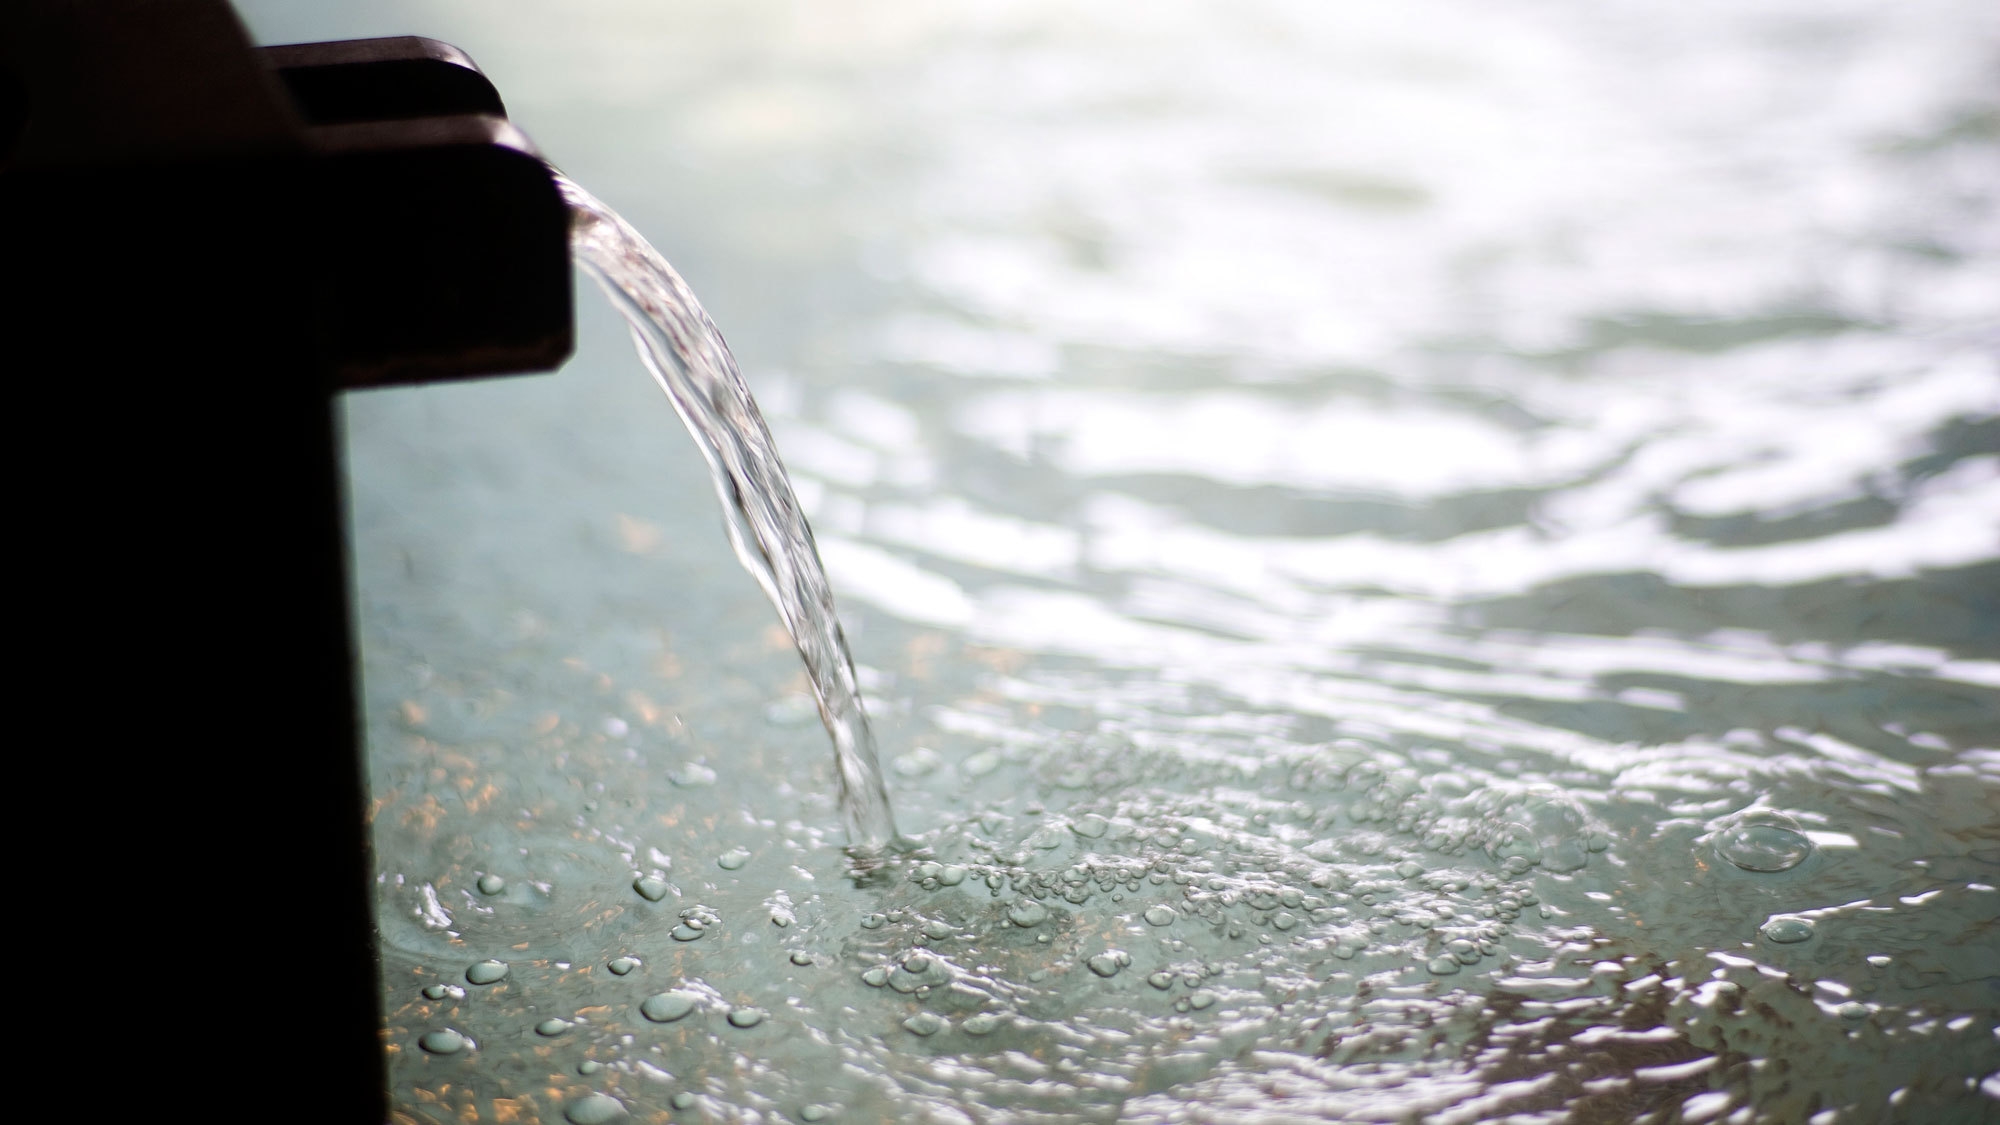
top-left (1008, 901), bottom-right (1050, 927)
top-left (1144, 905), bottom-right (1177, 926)
top-left (1087, 950), bottom-right (1132, 978)
top-left (1718, 815), bottom-right (1814, 873)
top-left (717, 848), bottom-right (751, 870)
top-left (938, 865), bottom-right (967, 886)
top-left (1071, 814), bottom-right (1110, 839)
top-left (668, 762), bottom-right (717, 787)
top-left (607, 956), bottom-right (639, 976)
top-left (466, 960), bottom-right (509, 985)
top-left (903, 1012), bottom-right (945, 1036)
top-left (861, 966), bottom-right (890, 987)
top-left (641, 991), bottom-right (698, 1022)
top-left (790, 950), bottom-right (815, 966)
top-left (727, 1007), bottom-right (766, 1028)
top-left (962, 749), bottom-right (1002, 777)
top-left (961, 1012), bottom-right (1001, 1036)
top-left (633, 876), bottom-right (672, 902)
top-left (536, 1018), bottom-right (572, 1036)
top-left (476, 873), bottom-right (506, 895)
top-left (1543, 838), bottom-right (1587, 873)
top-left (419, 1029), bottom-right (469, 1055)
top-left (895, 748), bottom-right (941, 777)
top-left (564, 1093), bottom-right (627, 1125)
top-left (1761, 915), bottom-right (1817, 944)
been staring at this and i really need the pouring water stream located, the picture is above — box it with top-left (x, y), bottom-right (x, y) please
top-left (559, 174), bottom-right (899, 849)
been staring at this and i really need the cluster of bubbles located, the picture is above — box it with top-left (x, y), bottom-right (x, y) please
top-left (380, 725), bottom-right (2000, 1124)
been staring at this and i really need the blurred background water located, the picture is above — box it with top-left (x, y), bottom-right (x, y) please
top-left (241, 1), bottom-right (2000, 1121)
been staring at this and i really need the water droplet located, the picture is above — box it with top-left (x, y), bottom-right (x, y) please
top-left (1188, 990), bottom-right (1217, 1010)
top-left (1071, 814), bottom-right (1110, 839)
top-left (962, 750), bottom-right (1002, 777)
top-left (894, 748), bottom-right (940, 777)
top-left (1008, 901), bottom-right (1049, 927)
top-left (536, 1018), bottom-right (572, 1036)
top-left (961, 1012), bottom-right (1001, 1036)
top-left (1272, 911), bottom-right (1298, 931)
top-left (1394, 860), bottom-right (1424, 878)
top-left (640, 991), bottom-right (698, 1022)
top-left (1427, 956), bottom-right (1461, 975)
top-left (717, 848), bottom-right (751, 871)
top-left (633, 876), bottom-right (671, 902)
top-left (800, 1105), bottom-right (833, 1122)
top-left (607, 956), bottom-right (639, 976)
top-left (938, 865), bottom-right (967, 887)
top-left (1837, 1001), bottom-right (1869, 1020)
top-left (903, 1012), bottom-right (944, 1036)
top-left (476, 873), bottom-right (506, 895)
top-left (422, 984), bottom-right (463, 1001)
top-left (727, 1007), bottom-right (766, 1028)
top-left (1087, 950), bottom-right (1130, 978)
top-left (1761, 915), bottom-right (1817, 944)
top-left (670, 1092), bottom-right (696, 1110)
top-left (670, 924), bottom-right (705, 942)
top-left (790, 950), bottom-right (815, 966)
top-left (1147, 971), bottom-right (1174, 989)
top-left (921, 919), bottom-right (954, 939)
top-left (578, 1060), bottom-right (602, 1075)
top-left (419, 1029), bottom-right (468, 1055)
top-left (903, 952), bottom-right (932, 972)
top-left (564, 1093), bottom-right (628, 1124)
top-left (861, 967), bottom-right (890, 987)
top-left (1717, 816), bottom-right (1813, 873)
top-left (668, 763), bottom-right (717, 788)
top-left (466, 960), bottom-right (509, 985)
top-left (1143, 905), bottom-right (1177, 926)
top-left (860, 913), bottom-right (886, 929)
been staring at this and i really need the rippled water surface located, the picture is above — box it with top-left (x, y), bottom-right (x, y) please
top-left (239, 0), bottom-right (2000, 1120)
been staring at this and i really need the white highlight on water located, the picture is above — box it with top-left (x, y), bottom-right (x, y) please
top-left (560, 174), bottom-right (898, 848)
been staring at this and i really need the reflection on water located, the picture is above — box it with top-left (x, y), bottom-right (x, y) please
top-left (249, 0), bottom-right (2000, 1118)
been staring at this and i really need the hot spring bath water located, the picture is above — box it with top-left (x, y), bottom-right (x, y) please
top-left (321, 1), bottom-right (2000, 1121)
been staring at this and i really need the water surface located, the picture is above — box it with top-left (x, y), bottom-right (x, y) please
top-left (234, 0), bottom-right (2000, 1119)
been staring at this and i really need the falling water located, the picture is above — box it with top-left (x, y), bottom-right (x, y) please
top-left (558, 174), bottom-right (898, 848)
